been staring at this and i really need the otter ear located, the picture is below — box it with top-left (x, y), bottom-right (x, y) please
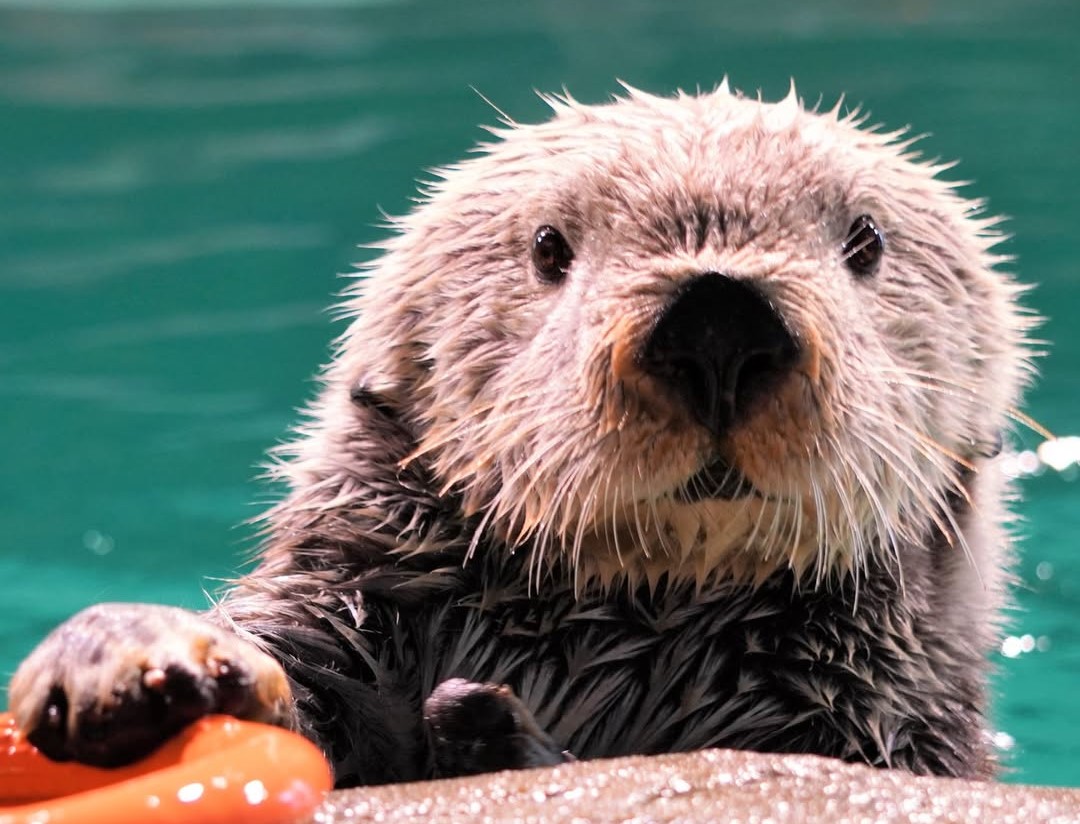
top-left (337, 231), bottom-right (448, 422)
top-left (334, 297), bottom-right (434, 426)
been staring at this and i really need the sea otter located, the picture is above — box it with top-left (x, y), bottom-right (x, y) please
top-left (9, 82), bottom-right (1033, 785)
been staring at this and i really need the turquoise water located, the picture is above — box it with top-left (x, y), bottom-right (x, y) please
top-left (1, 0), bottom-right (1078, 786)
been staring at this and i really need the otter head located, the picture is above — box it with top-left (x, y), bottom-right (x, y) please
top-left (338, 83), bottom-right (1032, 589)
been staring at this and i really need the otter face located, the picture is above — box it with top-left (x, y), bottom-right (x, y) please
top-left (345, 84), bottom-right (1031, 587)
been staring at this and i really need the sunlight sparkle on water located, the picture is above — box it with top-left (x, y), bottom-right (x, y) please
top-left (1001, 634), bottom-right (1044, 658)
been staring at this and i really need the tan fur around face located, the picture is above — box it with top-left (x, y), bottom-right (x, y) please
top-left (293, 82), bottom-right (1033, 593)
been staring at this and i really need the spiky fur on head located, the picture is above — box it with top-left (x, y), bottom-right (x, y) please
top-left (276, 83), bottom-right (1033, 613)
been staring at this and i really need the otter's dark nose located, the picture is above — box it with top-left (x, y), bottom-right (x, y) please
top-left (639, 273), bottom-right (799, 437)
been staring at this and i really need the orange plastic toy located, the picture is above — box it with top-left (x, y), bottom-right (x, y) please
top-left (0, 712), bottom-right (333, 823)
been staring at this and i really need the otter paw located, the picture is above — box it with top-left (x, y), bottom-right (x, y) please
top-left (423, 678), bottom-right (572, 777)
top-left (8, 603), bottom-right (292, 767)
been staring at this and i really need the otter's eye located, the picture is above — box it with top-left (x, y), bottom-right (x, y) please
top-left (842, 214), bottom-right (885, 277)
top-left (532, 225), bottom-right (574, 284)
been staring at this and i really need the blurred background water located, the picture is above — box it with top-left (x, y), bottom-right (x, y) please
top-left (0, 0), bottom-right (1077, 786)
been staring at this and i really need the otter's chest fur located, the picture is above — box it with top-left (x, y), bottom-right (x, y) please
top-left (278, 545), bottom-right (989, 785)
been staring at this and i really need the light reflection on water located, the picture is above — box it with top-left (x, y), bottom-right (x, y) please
top-left (0, 0), bottom-right (1077, 786)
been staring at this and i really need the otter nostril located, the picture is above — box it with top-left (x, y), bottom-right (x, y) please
top-left (640, 273), bottom-right (798, 437)
top-left (733, 349), bottom-right (786, 417)
top-left (668, 355), bottom-right (721, 431)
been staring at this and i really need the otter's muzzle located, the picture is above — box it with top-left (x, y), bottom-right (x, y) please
top-left (639, 273), bottom-right (799, 438)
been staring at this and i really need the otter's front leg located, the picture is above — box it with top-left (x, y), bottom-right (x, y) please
top-left (8, 603), bottom-right (293, 767)
top-left (423, 678), bottom-right (572, 777)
